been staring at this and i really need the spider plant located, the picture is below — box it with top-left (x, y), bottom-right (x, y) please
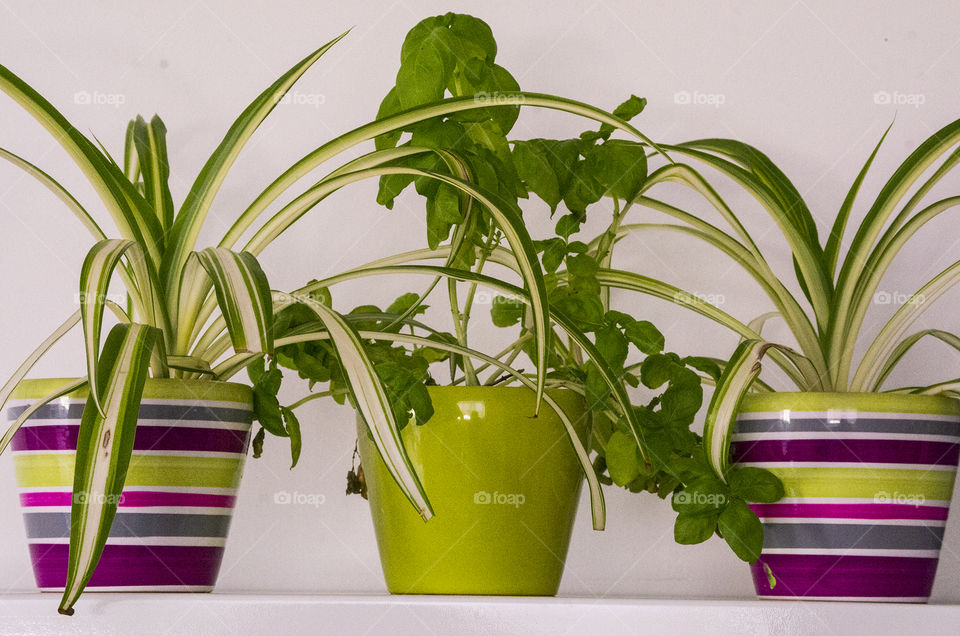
top-left (587, 117), bottom-right (960, 560)
top-left (0, 15), bottom-right (667, 614)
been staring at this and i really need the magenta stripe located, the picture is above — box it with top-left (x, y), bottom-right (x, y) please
top-left (751, 554), bottom-right (938, 598)
top-left (19, 491), bottom-right (237, 509)
top-left (29, 544), bottom-right (224, 588)
top-left (731, 438), bottom-right (959, 466)
top-left (749, 502), bottom-right (949, 521)
top-left (11, 424), bottom-right (249, 454)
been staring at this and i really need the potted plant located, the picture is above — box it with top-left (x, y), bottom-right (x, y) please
top-left (590, 121), bottom-right (960, 601)
top-left (264, 14), bottom-right (706, 596)
top-left (0, 15), bottom-right (665, 611)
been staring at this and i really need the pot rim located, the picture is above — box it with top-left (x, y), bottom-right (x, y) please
top-left (740, 391), bottom-right (960, 416)
top-left (10, 377), bottom-right (252, 403)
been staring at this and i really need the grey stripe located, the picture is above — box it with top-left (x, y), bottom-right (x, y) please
top-left (763, 523), bottom-right (945, 550)
top-left (8, 403), bottom-right (252, 424)
top-left (23, 512), bottom-right (233, 539)
top-left (735, 417), bottom-right (960, 436)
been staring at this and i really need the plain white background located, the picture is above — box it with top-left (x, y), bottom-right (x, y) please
top-left (1, 0), bottom-right (960, 602)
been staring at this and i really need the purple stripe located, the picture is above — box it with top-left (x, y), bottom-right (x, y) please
top-left (749, 502), bottom-right (949, 521)
top-left (731, 438), bottom-right (960, 466)
top-left (29, 544), bottom-right (225, 588)
top-left (751, 554), bottom-right (938, 598)
top-left (11, 425), bottom-right (249, 454)
top-left (19, 491), bottom-right (237, 508)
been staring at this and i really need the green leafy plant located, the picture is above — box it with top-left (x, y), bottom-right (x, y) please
top-left (0, 15), bottom-right (672, 613)
top-left (583, 119), bottom-right (960, 561)
top-left (267, 16), bottom-right (716, 544)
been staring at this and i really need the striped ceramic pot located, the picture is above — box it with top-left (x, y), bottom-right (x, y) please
top-left (6, 378), bottom-right (252, 592)
top-left (731, 392), bottom-right (960, 602)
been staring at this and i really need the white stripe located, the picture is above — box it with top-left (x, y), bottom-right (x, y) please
top-left (15, 419), bottom-right (251, 431)
top-left (773, 496), bottom-right (952, 507)
top-left (757, 595), bottom-right (928, 603)
top-left (758, 517), bottom-right (946, 527)
top-left (29, 537), bottom-right (227, 547)
top-left (762, 548), bottom-right (941, 558)
top-left (737, 461), bottom-right (957, 471)
top-left (40, 585), bottom-right (215, 593)
top-left (738, 411), bottom-right (960, 422)
top-left (5, 398), bottom-right (251, 410)
top-left (731, 432), bottom-right (960, 443)
top-left (21, 506), bottom-right (234, 515)
top-left (12, 449), bottom-right (244, 459)
top-left (18, 486), bottom-right (238, 496)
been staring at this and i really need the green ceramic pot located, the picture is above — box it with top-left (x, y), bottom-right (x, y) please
top-left (357, 386), bottom-right (589, 595)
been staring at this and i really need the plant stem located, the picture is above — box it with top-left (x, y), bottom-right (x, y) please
top-left (287, 389), bottom-right (344, 411)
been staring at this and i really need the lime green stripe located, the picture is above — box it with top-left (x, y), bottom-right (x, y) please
top-left (766, 466), bottom-right (957, 500)
top-left (740, 392), bottom-right (960, 416)
top-left (11, 378), bottom-right (251, 404)
top-left (13, 454), bottom-right (243, 489)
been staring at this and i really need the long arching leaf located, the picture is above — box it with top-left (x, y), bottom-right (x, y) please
top-left (161, 31), bottom-right (349, 303)
top-left (278, 292), bottom-right (433, 520)
top-left (59, 323), bottom-right (157, 615)
top-left (194, 248), bottom-right (274, 355)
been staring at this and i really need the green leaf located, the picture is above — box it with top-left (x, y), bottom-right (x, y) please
top-left (426, 182), bottom-right (462, 249)
top-left (728, 466), bottom-right (785, 503)
top-left (132, 115), bottom-right (175, 232)
top-left (0, 146), bottom-right (106, 240)
top-left (595, 325), bottom-right (628, 369)
top-left (718, 498), bottom-right (764, 563)
top-left (555, 214), bottom-right (581, 239)
top-left (683, 356), bottom-right (722, 382)
top-left (598, 94), bottom-right (646, 137)
top-left (79, 240), bottom-right (142, 415)
top-left (536, 238), bottom-right (566, 273)
top-left (671, 477), bottom-right (728, 515)
top-left (605, 430), bottom-right (642, 486)
top-left (624, 320), bottom-right (664, 355)
top-left (281, 406), bottom-right (302, 468)
top-left (195, 248), bottom-right (274, 355)
top-left (284, 293), bottom-right (433, 519)
top-left (374, 87), bottom-right (403, 151)
top-left (674, 512), bottom-right (719, 545)
top-left (589, 139), bottom-right (648, 201)
top-left (512, 140), bottom-right (562, 212)
top-left (0, 63), bottom-right (163, 265)
top-left (251, 427), bottom-right (266, 458)
top-left (162, 32), bottom-right (348, 306)
top-left (0, 378), bottom-right (87, 456)
top-left (703, 340), bottom-right (772, 478)
top-left (491, 295), bottom-right (523, 327)
top-left (59, 323), bottom-right (158, 615)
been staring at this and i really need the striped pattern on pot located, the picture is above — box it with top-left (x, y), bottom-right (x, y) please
top-left (7, 381), bottom-right (252, 592)
top-left (732, 394), bottom-right (960, 602)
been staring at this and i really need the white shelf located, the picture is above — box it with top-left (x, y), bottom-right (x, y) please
top-left (1, 593), bottom-right (959, 635)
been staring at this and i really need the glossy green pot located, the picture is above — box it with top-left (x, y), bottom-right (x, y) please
top-left (357, 386), bottom-right (589, 595)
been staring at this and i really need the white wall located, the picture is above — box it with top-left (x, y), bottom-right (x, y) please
top-left (1, 0), bottom-right (960, 600)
